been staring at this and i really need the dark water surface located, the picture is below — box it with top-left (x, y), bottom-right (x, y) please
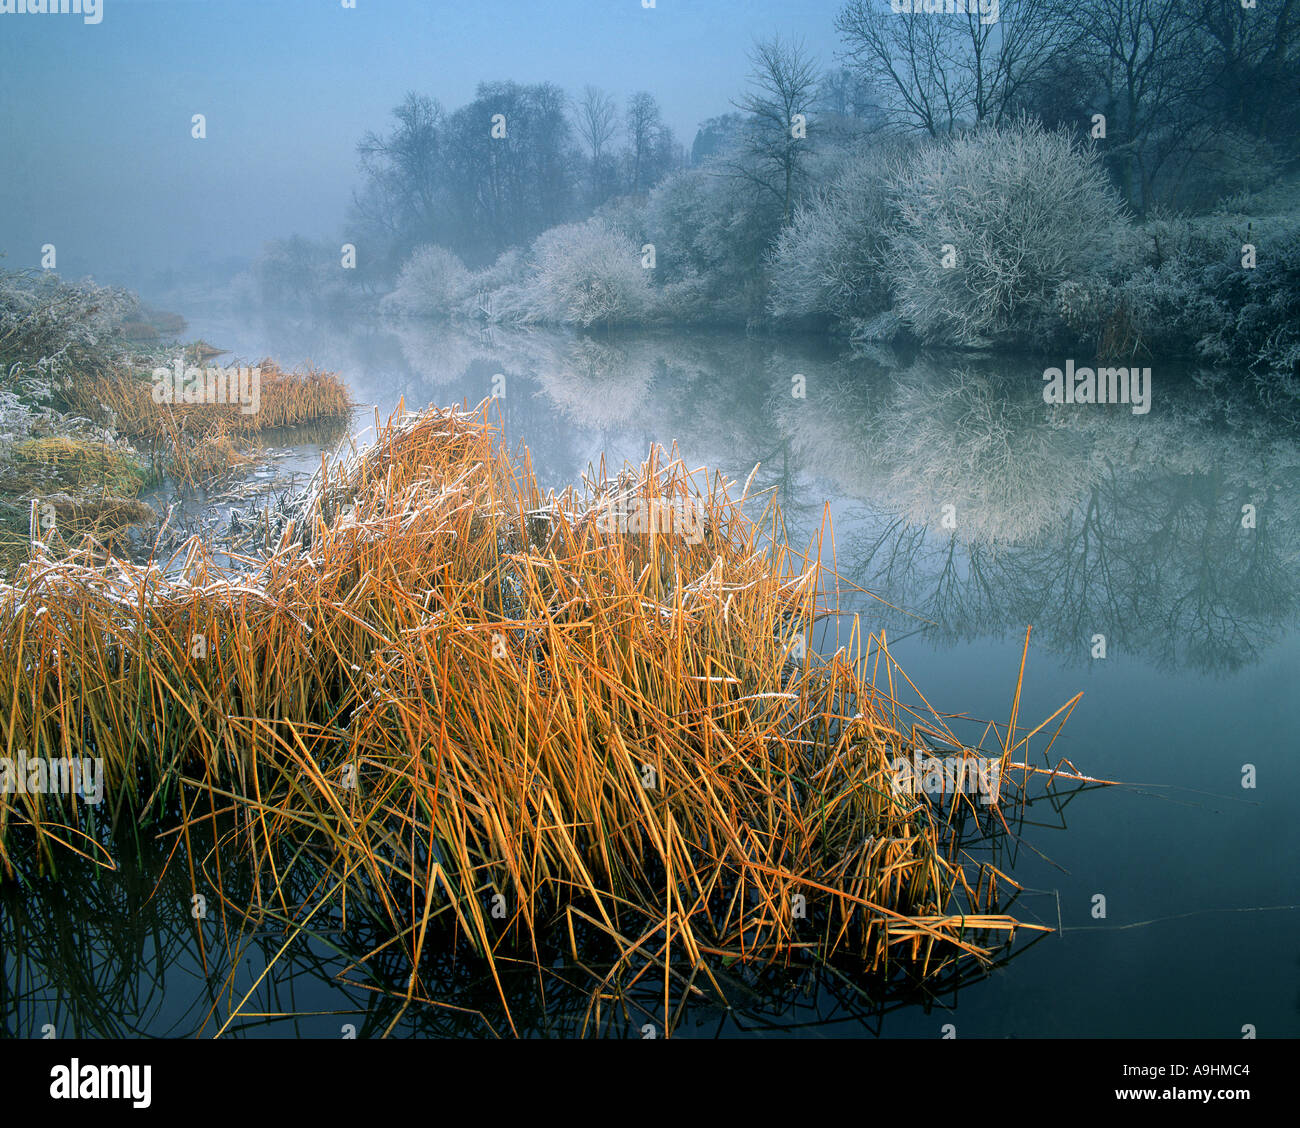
top-left (5, 311), bottom-right (1299, 1038)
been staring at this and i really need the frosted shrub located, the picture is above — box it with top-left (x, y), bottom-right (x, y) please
top-left (592, 195), bottom-right (648, 245)
top-left (459, 249), bottom-right (531, 323)
top-left (0, 270), bottom-right (135, 366)
top-left (1057, 278), bottom-right (1118, 333)
top-left (644, 166), bottom-right (784, 325)
top-left (1192, 229), bottom-right (1300, 381)
top-left (1109, 263), bottom-right (1207, 356)
top-left (526, 218), bottom-right (652, 328)
top-left (1096, 214), bottom-right (1300, 374)
top-left (470, 247), bottom-right (525, 294)
top-left (644, 171), bottom-right (712, 285)
top-left (884, 119), bottom-right (1124, 345)
top-left (385, 245), bottom-right (473, 319)
top-left (768, 146), bottom-right (897, 326)
top-left (654, 272), bottom-right (712, 323)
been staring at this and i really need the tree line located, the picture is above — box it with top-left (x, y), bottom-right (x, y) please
top-left (250, 0), bottom-right (1299, 366)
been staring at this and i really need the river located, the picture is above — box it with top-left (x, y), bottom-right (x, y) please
top-left (5, 310), bottom-right (1298, 1038)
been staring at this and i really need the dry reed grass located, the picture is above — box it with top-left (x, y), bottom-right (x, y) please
top-left (0, 400), bottom-right (1087, 1032)
top-left (10, 437), bottom-right (149, 496)
top-left (59, 360), bottom-right (352, 486)
top-left (0, 439), bottom-right (155, 578)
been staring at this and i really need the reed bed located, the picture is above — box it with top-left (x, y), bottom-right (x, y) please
top-left (0, 401), bottom-right (1083, 1031)
top-left (0, 438), bottom-right (155, 578)
top-left (59, 361), bottom-right (352, 486)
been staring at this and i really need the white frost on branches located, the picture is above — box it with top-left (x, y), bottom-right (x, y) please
top-left (525, 218), bottom-right (652, 328)
top-left (384, 245), bottom-right (474, 319)
top-left (768, 145), bottom-right (899, 325)
top-left (884, 118), bottom-right (1123, 345)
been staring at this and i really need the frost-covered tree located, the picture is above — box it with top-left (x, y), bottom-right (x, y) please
top-left (645, 164), bottom-right (785, 325)
top-left (384, 245), bottom-right (473, 319)
top-left (768, 143), bottom-right (902, 326)
top-left (526, 218), bottom-right (653, 327)
top-left (884, 118), bottom-right (1124, 344)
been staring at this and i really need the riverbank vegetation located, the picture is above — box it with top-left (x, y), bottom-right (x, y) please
top-left (371, 121), bottom-right (1298, 383)
top-left (0, 268), bottom-right (353, 576)
top-left (0, 400), bottom-right (1088, 1027)
top-left (223, 2), bottom-right (1299, 388)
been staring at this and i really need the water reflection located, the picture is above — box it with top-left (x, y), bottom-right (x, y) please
top-left (190, 310), bottom-right (1300, 675)
top-left (9, 306), bottom-right (1298, 1038)
top-left (2, 778), bottom-right (1093, 1038)
top-left (784, 359), bottom-right (1300, 673)
top-left (7, 308), bottom-right (1295, 1038)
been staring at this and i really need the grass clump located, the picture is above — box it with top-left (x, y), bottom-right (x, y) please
top-left (10, 437), bottom-right (149, 495)
top-left (0, 437), bottom-right (154, 579)
top-left (0, 401), bottom-right (1084, 1031)
top-left (56, 360), bottom-right (352, 487)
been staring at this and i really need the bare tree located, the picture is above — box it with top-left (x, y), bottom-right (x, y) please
top-left (625, 91), bottom-right (662, 195)
top-left (817, 67), bottom-right (879, 121)
top-left (1066, 0), bottom-right (1203, 214)
top-left (834, 0), bottom-right (1076, 136)
top-left (732, 34), bottom-right (820, 222)
top-left (356, 92), bottom-right (445, 243)
top-left (576, 86), bottom-right (618, 158)
top-left (575, 85), bottom-right (620, 204)
top-left (1196, 0), bottom-right (1300, 141)
top-left (835, 3), bottom-right (963, 136)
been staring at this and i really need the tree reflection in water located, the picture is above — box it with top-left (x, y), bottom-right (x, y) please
top-left (178, 310), bottom-right (1300, 671)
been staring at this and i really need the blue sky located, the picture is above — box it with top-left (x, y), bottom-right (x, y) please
top-left (0, 0), bottom-right (845, 286)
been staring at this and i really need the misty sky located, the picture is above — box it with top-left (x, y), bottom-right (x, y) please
top-left (0, 0), bottom-right (843, 290)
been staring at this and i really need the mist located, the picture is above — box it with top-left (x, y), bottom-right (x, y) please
top-left (0, 0), bottom-right (841, 296)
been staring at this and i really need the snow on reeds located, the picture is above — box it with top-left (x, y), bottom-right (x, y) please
top-left (0, 401), bottom-right (1084, 1030)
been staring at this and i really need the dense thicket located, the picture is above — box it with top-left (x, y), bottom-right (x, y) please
top-left (248, 3), bottom-right (1299, 375)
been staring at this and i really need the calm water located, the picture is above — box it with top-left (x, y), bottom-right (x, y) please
top-left (5, 311), bottom-right (1299, 1038)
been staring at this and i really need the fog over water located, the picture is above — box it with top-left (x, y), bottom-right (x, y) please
top-left (0, 0), bottom-right (840, 290)
top-left (3, 0), bottom-right (1299, 1048)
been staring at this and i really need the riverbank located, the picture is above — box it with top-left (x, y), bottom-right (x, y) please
top-left (0, 269), bottom-right (353, 577)
top-left (0, 390), bottom-right (1092, 1027)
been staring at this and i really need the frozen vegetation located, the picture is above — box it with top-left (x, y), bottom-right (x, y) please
top-left (365, 119), bottom-right (1299, 390)
top-left (210, 6), bottom-right (1300, 391)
